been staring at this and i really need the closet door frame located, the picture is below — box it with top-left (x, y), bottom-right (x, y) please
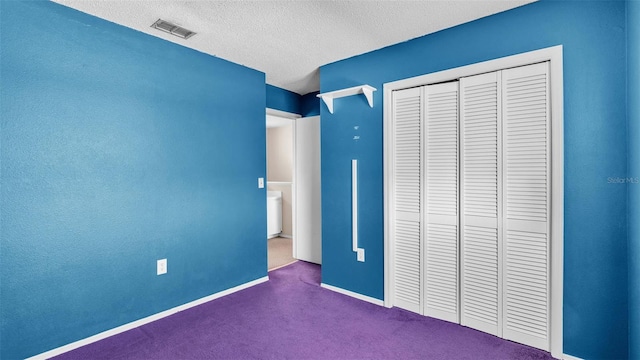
top-left (383, 45), bottom-right (564, 358)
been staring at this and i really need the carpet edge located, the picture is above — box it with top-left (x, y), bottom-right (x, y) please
top-left (26, 276), bottom-right (270, 360)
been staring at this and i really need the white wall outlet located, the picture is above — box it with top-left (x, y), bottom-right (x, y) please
top-left (157, 259), bottom-right (167, 275)
top-left (258, 177), bottom-right (265, 188)
top-left (357, 248), bottom-right (365, 262)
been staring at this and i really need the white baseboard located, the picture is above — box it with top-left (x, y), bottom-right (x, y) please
top-left (279, 234), bottom-right (292, 239)
top-left (26, 276), bottom-right (269, 360)
top-left (562, 354), bottom-right (583, 360)
top-left (320, 283), bottom-right (384, 306)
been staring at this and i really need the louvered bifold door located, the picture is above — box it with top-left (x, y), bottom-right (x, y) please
top-left (501, 62), bottom-right (550, 351)
top-left (460, 71), bottom-right (502, 336)
top-left (424, 82), bottom-right (459, 323)
top-left (391, 87), bottom-right (423, 314)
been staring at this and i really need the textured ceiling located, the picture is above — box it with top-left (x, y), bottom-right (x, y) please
top-left (52, 0), bottom-right (535, 95)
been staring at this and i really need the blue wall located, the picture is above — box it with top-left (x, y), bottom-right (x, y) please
top-left (0, 2), bottom-right (267, 359)
top-left (266, 84), bottom-right (301, 114)
top-left (301, 91), bottom-right (321, 117)
top-left (265, 86), bottom-right (319, 117)
top-left (319, 1), bottom-right (628, 359)
top-left (628, 1), bottom-right (640, 358)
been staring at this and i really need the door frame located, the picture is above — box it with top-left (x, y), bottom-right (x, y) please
top-left (266, 108), bottom-right (300, 258)
top-left (265, 109), bottom-right (322, 265)
top-left (382, 45), bottom-right (564, 358)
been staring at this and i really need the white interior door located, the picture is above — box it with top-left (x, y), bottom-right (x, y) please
top-left (294, 116), bottom-right (322, 264)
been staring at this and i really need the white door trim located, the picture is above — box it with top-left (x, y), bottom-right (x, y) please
top-left (383, 45), bottom-right (564, 358)
top-left (266, 108), bottom-right (301, 119)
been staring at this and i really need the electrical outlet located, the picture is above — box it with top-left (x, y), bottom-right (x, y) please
top-left (157, 259), bottom-right (167, 275)
top-left (258, 177), bottom-right (265, 188)
top-left (357, 249), bottom-right (365, 262)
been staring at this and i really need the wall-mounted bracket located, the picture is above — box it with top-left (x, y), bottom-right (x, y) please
top-left (317, 85), bottom-right (377, 114)
top-left (352, 159), bottom-right (365, 262)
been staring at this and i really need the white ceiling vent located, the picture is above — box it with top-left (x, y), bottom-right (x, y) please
top-left (151, 19), bottom-right (196, 39)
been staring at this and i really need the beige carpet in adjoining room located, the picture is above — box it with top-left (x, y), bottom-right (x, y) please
top-left (268, 237), bottom-right (296, 270)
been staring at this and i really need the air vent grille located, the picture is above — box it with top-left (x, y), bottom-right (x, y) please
top-left (151, 19), bottom-right (196, 39)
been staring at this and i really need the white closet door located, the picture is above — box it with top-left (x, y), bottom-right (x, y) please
top-left (424, 82), bottom-right (459, 322)
top-left (460, 71), bottom-right (502, 336)
top-left (501, 62), bottom-right (550, 350)
top-left (391, 87), bottom-right (423, 313)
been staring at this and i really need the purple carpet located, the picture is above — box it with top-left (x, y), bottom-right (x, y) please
top-left (53, 261), bottom-right (555, 360)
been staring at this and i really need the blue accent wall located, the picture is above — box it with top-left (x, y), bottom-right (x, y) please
top-left (319, 1), bottom-right (628, 359)
top-left (266, 84), bottom-right (301, 115)
top-left (264, 86), bottom-right (318, 117)
top-left (301, 91), bottom-right (321, 117)
top-left (628, 1), bottom-right (640, 358)
top-left (0, 2), bottom-right (267, 359)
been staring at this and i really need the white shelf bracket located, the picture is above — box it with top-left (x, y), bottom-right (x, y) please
top-left (362, 87), bottom-right (374, 108)
top-left (321, 96), bottom-right (334, 114)
top-left (317, 85), bottom-right (377, 114)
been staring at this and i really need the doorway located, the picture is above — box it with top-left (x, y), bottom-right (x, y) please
top-left (266, 109), bottom-right (322, 271)
top-left (266, 113), bottom-right (295, 270)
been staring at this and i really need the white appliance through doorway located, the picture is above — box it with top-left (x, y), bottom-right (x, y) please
top-left (266, 109), bottom-right (322, 265)
top-left (267, 190), bottom-right (282, 239)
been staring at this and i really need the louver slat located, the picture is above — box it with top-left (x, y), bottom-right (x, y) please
top-left (424, 82), bottom-right (459, 323)
top-left (392, 88), bottom-right (422, 314)
top-left (460, 71), bottom-right (501, 336)
top-left (502, 62), bottom-right (550, 351)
